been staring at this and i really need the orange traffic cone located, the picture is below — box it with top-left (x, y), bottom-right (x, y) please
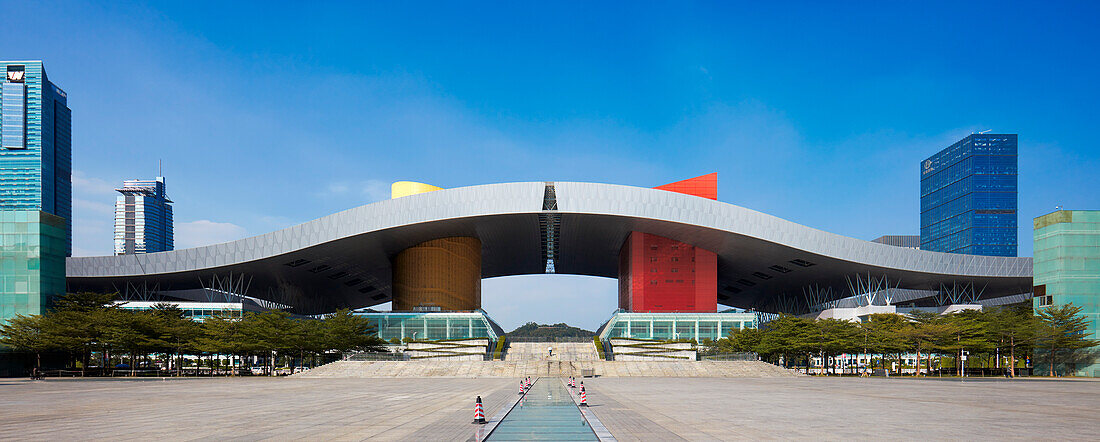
top-left (579, 385), bottom-right (588, 407)
top-left (519, 380), bottom-right (525, 395)
top-left (473, 396), bottom-right (486, 424)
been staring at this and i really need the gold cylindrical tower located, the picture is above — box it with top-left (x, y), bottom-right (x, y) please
top-left (392, 237), bottom-right (482, 311)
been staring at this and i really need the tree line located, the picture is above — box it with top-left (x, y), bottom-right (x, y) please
top-left (0, 292), bottom-right (386, 376)
top-left (713, 303), bottom-right (1098, 376)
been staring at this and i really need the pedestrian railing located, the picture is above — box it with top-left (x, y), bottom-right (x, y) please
top-left (699, 352), bottom-right (758, 361)
top-left (506, 336), bottom-right (595, 343)
top-left (344, 352), bottom-right (410, 361)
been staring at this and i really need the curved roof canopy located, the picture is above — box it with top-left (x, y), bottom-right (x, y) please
top-left (68, 182), bottom-right (1032, 314)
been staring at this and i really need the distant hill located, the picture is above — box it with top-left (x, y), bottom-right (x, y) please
top-left (508, 322), bottom-right (595, 337)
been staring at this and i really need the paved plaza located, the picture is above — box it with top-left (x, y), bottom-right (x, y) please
top-left (0, 376), bottom-right (1097, 440)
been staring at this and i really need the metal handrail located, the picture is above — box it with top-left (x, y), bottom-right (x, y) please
top-left (506, 336), bottom-right (595, 343)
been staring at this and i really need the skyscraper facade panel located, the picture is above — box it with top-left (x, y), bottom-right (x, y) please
top-left (0, 61), bottom-right (70, 321)
top-left (920, 134), bottom-right (1018, 256)
top-left (114, 177), bottom-right (174, 255)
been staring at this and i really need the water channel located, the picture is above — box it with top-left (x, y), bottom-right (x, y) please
top-left (486, 378), bottom-right (598, 441)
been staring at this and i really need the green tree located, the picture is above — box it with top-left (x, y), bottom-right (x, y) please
top-left (322, 310), bottom-right (386, 355)
top-left (148, 303), bottom-right (201, 376)
top-left (1036, 303), bottom-right (1100, 376)
top-left (198, 313), bottom-right (248, 376)
top-left (902, 311), bottom-right (946, 376)
top-left (49, 292), bottom-right (121, 374)
top-left (0, 314), bottom-right (55, 372)
top-left (240, 310), bottom-right (303, 375)
top-left (938, 311), bottom-right (988, 376)
top-left (985, 304), bottom-right (1039, 377)
top-left (756, 315), bottom-right (814, 368)
top-left (718, 327), bottom-right (763, 354)
top-left (804, 319), bottom-right (860, 375)
top-left (862, 314), bottom-right (910, 374)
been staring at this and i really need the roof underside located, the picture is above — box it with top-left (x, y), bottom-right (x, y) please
top-left (68, 182), bottom-right (1033, 314)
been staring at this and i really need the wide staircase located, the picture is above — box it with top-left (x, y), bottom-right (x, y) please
top-left (292, 359), bottom-right (801, 378)
top-left (504, 342), bottom-right (601, 361)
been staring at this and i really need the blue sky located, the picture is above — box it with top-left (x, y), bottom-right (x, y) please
top-left (5, 1), bottom-right (1099, 330)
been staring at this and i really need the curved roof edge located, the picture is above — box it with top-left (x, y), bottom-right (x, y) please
top-left (68, 181), bottom-right (1031, 279)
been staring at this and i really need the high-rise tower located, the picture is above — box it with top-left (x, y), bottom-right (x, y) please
top-left (0, 61), bottom-right (71, 322)
top-left (114, 177), bottom-right (174, 255)
top-left (920, 134), bottom-right (1018, 256)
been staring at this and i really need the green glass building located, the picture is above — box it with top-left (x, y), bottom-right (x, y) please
top-left (353, 311), bottom-right (505, 342)
top-left (1033, 210), bottom-right (1100, 377)
top-left (598, 310), bottom-right (758, 342)
top-left (0, 61), bottom-right (71, 323)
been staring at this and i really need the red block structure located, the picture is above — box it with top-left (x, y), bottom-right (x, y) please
top-left (653, 173), bottom-right (718, 200)
top-left (617, 174), bottom-right (719, 313)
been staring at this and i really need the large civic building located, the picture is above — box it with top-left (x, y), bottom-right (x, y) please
top-left (114, 176), bottom-right (174, 255)
top-left (0, 61), bottom-right (71, 323)
top-left (66, 175), bottom-right (1033, 330)
top-left (920, 133), bottom-right (1018, 256)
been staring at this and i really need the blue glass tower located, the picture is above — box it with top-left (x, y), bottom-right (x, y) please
top-left (920, 134), bottom-right (1017, 256)
top-left (0, 61), bottom-right (71, 322)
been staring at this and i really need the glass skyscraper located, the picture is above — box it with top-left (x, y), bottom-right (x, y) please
top-left (1033, 210), bottom-right (1100, 377)
top-left (920, 134), bottom-right (1018, 256)
top-left (0, 61), bottom-right (71, 322)
top-left (871, 235), bottom-right (920, 249)
top-left (114, 177), bottom-right (174, 255)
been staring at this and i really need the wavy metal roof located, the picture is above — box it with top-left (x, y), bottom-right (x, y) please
top-left (68, 182), bottom-right (1032, 314)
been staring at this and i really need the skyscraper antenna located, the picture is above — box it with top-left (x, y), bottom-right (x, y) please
top-left (159, 159), bottom-right (162, 177)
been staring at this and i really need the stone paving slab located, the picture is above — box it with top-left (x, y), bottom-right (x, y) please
top-left (0, 378), bottom-right (513, 441)
top-left (582, 377), bottom-right (1100, 440)
top-left (4, 376), bottom-right (1094, 440)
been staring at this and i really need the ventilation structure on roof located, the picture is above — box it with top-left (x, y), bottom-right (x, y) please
top-left (752, 272), bottom-right (773, 280)
top-left (789, 259), bottom-right (816, 267)
top-left (284, 259), bottom-right (310, 267)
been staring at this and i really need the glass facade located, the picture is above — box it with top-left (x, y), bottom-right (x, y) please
top-left (920, 134), bottom-right (1017, 256)
top-left (1033, 210), bottom-right (1100, 377)
top-left (0, 211), bottom-right (67, 323)
top-left (598, 311), bottom-right (758, 342)
top-left (115, 301), bottom-right (253, 322)
top-left (114, 177), bottom-right (174, 254)
top-left (353, 311), bottom-right (503, 342)
top-left (1, 61), bottom-right (70, 322)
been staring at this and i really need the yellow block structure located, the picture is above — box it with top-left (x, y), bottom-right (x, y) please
top-left (391, 181), bottom-right (443, 199)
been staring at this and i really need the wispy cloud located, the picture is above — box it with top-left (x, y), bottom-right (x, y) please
top-left (326, 183), bottom-right (350, 194)
top-left (175, 220), bottom-right (248, 249)
top-left (72, 170), bottom-right (117, 196)
top-left (361, 180), bottom-right (390, 202)
top-left (318, 179), bottom-right (391, 203)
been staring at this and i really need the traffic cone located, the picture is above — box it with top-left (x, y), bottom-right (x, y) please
top-left (519, 380), bottom-right (525, 395)
top-left (579, 385), bottom-right (588, 407)
top-left (570, 377), bottom-right (575, 388)
top-left (472, 396), bottom-right (486, 424)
